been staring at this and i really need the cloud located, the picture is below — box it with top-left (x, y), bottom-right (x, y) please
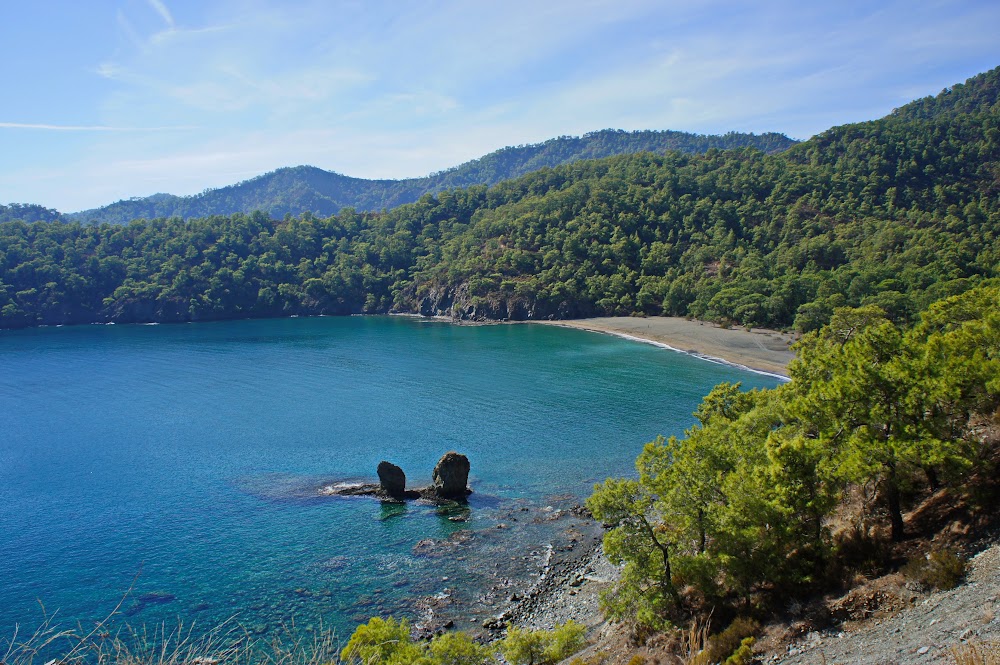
top-left (96, 5), bottom-right (374, 118)
top-left (116, 10), bottom-right (148, 53)
top-left (148, 24), bottom-right (230, 47)
top-left (147, 0), bottom-right (175, 28)
top-left (0, 122), bottom-right (196, 132)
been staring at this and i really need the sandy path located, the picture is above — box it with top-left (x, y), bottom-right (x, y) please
top-left (534, 317), bottom-right (796, 378)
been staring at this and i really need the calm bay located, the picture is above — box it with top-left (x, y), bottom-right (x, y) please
top-left (0, 316), bottom-right (779, 640)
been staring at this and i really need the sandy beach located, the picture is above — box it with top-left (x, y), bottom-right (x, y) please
top-left (535, 316), bottom-right (796, 378)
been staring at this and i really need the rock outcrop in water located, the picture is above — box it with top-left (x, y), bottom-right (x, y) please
top-left (377, 460), bottom-right (407, 498)
top-left (432, 451), bottom-right (471, 499)
top-left (323, 453), bottom-right (472, 503)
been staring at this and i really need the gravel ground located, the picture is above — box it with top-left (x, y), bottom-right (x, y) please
top-left (768, 543), bottom-right (1000, 664)
top-left (510, 544), bottom-right (618, 633)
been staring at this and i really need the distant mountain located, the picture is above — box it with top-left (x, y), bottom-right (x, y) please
top-left (65, 129), bottom-right (798, 224)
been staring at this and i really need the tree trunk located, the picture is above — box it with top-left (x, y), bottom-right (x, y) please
top-left (639, 515), bottom-right (680, 605)
top-left (698, 508), bottom-right (706, 554)
top-left (886, 475), bottom-right (905, 542)
top-left (924, 465), bottom-right (940, 491)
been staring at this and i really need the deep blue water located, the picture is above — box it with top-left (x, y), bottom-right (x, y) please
top-left (0, 316), bottom-right (778, 641)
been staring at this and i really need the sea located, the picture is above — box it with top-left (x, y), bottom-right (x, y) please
top-left (0, 316), bottom-right (780, 644)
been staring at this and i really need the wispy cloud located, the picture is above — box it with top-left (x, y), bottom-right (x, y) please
top-left (148, 24), bottom-right (230, 47)
top-left (116, 10), bottom-right (148, 53)
top-left (0, 122), bottom-right (197, 132)
top-left (147, 0), bottom-right (175, 28)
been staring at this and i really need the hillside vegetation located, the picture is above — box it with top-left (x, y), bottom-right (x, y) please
top-left (589, 285), bottom-right (1000, 632)
top-left (65, 130), bottom-right (797, 224)
top-left (1, 68), bottom-right (998, 331)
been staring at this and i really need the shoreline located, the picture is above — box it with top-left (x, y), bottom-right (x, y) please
top-left (506, 539), bottom-right (617, 631)
top-left (532, 317), bottom-right (795, 379)
top-left (14, 313), bottom-right (794, 381)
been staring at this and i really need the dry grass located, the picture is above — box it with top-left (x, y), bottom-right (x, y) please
top-left (674, 615), bottom-right (710, 665)
top-left (1, 610), bottom-right (77, 665)
top-left (952, 641), bottom-right (1000, 665)
top-left (0, 606), bottom-right (339, 665)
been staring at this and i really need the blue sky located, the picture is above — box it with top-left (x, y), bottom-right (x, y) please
top-left (2, 1), bottom-right (999, 212)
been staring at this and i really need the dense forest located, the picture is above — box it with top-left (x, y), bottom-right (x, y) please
top-left (0, 67), bottom-right (998, 332)
top-left (66, 130), bottom-right (797, 224)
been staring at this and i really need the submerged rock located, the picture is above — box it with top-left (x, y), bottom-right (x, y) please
top-left (432, 452), bottom-right (471, 499)
top-left (138, 591), bottom-right (176, 604)
top-left (377, 460), bottom-right (407, 498)
top-left (124, 591), bottom-right (177, 616)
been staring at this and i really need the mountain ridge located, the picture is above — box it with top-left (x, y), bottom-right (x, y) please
top-left (63, 129), bottom-right (798, 224)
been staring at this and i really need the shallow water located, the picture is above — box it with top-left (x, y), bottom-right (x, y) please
top-left (0, 316), bottom-right (778, 640)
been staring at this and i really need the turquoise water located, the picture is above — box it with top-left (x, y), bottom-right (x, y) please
top-left (0, 316), bottom-right (778, 641)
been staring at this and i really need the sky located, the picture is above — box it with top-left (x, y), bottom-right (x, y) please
top-left (1, 1), bottom-right (999, 213)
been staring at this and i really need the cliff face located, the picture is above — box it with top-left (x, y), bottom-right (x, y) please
top-left (415, 283), bottom-right (538, 321)
top-left (413, 282), bottom-right (597, 321)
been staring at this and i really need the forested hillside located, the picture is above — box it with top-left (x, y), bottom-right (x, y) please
top-left (65, 130), bottom-right (797, 223)
top-left (1, 67), bottom-right (998, 331)
top-left (0, 204), bottom-right (64, 224)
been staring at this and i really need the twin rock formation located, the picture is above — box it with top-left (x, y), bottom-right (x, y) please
top-left (336, 452), bottom-right (471, 503)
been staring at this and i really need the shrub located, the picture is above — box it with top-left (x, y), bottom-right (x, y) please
top-left (499, 621), bottom-right (588, 665)
top-left (725, 637), bottom-right (756, 665)
top-left (689, 617), bottom-right (759, 665)
top-left (339, 616), bottom-right (426, 665)
top-left (427, 630), bottom-right (493, 665)
top-left (902, 549), bottom-right (967, 590)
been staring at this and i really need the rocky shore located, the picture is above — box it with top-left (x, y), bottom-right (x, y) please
top-left (408, 500), bottom-right (610, 641)
top-left (506, 542), bottom-right (617, 633)
top-left (318, 450), bottom-right (613, 643)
